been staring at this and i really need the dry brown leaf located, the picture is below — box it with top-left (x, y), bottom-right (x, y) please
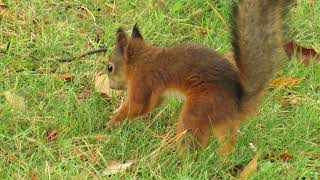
top-left (269, 77), bottom-right (303, 88)
top-left (94, 71), bottom-right (110, 97)
top-left (102, 160), bottom-right (134, 176)
top-left (4, 91), bottom-right (27, 112)
top-left (280, 95), bottom-right (300, 107)
top-left (60, 73), bottom-right (75, 82)
top-left (198, 29), bottom-right (208, 38)
top-left (0, 4), bottom-right (8, 10)
top-left (239, 152), bottom-right (260, 179)
top-left (46, 128), bottom-right (58, 142)
top-left (279, 153), bottom-right (294, 161)
top-left (154, 0), bottom-right (166, 8)
top-left (264, 152), bottom-right (294, 162)
top-left (30, 172), bottom-right (37, 180)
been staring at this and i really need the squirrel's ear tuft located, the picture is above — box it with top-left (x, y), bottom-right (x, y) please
top-left (117, 27), bottom-right (125, 34)
top-left (131, 23), bottom-right (143, 40)
top-left (116, 27), bottom-right (128, 55)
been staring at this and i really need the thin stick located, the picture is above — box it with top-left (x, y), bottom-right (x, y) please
top-left (57, 47), bottom-right (107, 62)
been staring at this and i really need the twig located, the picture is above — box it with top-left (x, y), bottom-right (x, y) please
top-left (57, 47), bottom-right (108, 62)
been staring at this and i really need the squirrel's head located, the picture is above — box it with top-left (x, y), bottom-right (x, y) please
top-left (107, 23), bottom-right (145, 90)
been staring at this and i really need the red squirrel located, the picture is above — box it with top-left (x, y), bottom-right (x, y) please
top-left (105, 0), bottom-right (293, 155)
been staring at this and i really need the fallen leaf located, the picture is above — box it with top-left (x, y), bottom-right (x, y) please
top-left (46, 128), bottom-right (58, 142)
top-left (60, 73), bottom-right (75, 81)
top-left (94, 71), bottom-right (110, 97)
top-left (30, 172), bottom-right (37, 180)
top-left (264, 153), bottom-right (294, 161)
top-left (154, 0), bottom-right (165, 8)
top-left (102, 160), bottom-right (134, 176)
top-left (198, 29), bottom-right (208, 38)
top-left (284, 41), bottom-right (320, 66)
top-left (4, 91), bottom-right (27, 112)
top-left (280, 95), bottom-right (300, 107)
top-left (279, 153), bottom-right (294, 161)
top-left (239, 152), bottom-right (260, 179)
top-left (0, 4), bottom-right (8, 10)
top-left (269, 77), bottom-right (303, 88)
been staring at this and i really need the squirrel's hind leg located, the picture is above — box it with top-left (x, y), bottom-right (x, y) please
top-left (175, 95), bottom-right (242, 156)
top-left (175, 101), bottom-right (212, 150)
top-left (212, 120), bottom-right (241, 157)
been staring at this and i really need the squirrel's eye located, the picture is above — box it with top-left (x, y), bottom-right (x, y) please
top-left (107, 64), bottom-right (114, 73)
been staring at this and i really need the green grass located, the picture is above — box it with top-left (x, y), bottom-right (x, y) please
top-left (1, 0), bottom-right (320, 179)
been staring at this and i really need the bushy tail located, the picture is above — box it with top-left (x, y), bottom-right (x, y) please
top-left (231, 0), bottom-right (293, 101)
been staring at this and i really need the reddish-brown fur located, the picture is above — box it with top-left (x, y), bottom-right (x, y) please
top-left (107, 36), bottom-right (248, 155)
top-left (106, 0), bottom-right (292, 156)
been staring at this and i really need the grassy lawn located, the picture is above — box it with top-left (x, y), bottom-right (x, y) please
top-left (0, 0), bottom-right (319, 179)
